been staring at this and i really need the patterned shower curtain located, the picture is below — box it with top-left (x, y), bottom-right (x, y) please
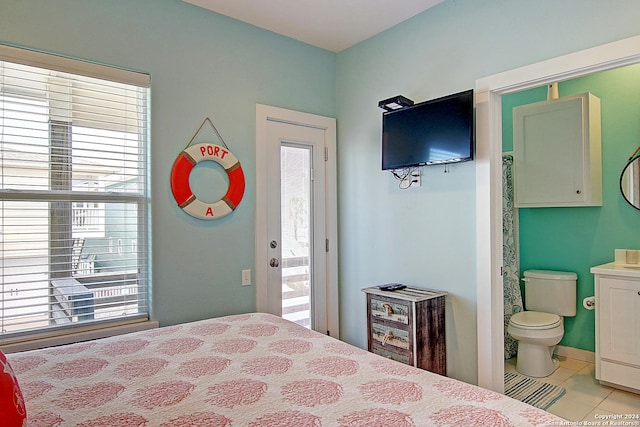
top-left (502, 154), bottom-right (523, 359)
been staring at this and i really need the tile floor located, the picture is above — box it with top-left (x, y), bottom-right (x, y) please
top-left (505, 356), bottom-right (640, 422)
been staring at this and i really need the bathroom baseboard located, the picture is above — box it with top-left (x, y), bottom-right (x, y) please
top-left (555, 345), bottom-right (595, 363)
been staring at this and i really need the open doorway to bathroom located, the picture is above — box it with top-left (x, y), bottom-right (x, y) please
top-left (499, 62), bottom-right (640, 420)
top-left (501, 64), bottom-right (640, 360)
top-left (475, 35), bottom-right (640, 394)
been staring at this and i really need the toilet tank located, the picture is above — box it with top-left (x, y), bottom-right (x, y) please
top-left (523, 270), bottom-right (577, 316)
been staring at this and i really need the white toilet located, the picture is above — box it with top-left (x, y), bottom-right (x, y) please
top-left (507, 269), bottom-right (577, 377)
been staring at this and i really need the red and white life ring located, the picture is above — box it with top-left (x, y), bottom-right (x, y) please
top-left (170, 143), bottom-right (245, 220)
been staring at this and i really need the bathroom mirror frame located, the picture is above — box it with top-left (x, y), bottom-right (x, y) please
top-left (620, 150), bottom-right (640, 211)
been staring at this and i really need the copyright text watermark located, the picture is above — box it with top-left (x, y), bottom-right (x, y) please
top-left (548, 414), bottom-right (640, 426)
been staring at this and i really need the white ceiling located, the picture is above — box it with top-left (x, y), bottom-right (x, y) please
top-left (183, 0), bottom-right (445, 52)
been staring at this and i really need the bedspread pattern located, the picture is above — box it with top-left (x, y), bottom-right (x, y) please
top-left (8, 313), bottom-right (565, 426)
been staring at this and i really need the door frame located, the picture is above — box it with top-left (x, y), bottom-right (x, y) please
top-left (255, 104), bottom-right (339, 338)
top-left (475, 35), bottom-right (640, 392)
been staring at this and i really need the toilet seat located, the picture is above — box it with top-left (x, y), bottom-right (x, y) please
top-left (510, 311), bottom-right (561, 329)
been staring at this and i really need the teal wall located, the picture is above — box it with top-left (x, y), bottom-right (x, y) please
top-left (502, 65), bottom-right (640, 352)
top-left (0, 0), bottom-right (336, 326)
top-left (336, 0), bottom-right (640, 383)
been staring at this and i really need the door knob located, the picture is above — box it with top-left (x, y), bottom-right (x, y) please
top-left (269, 258), bottom-right (279, 268)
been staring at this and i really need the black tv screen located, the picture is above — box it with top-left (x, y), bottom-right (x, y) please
top-left (381, 89), bottom-right (474, 170)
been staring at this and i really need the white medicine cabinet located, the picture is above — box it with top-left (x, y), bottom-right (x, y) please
top-left (513, 93), bottom-right (602, 207)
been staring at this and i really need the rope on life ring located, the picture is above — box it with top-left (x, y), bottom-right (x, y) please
top-left (170, 142), bottom-right (245, 220)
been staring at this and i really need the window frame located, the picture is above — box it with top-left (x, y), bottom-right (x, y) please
top-left (0, 44), bottom-right (152, 348)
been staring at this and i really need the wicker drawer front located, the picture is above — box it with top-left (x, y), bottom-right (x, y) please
top-left (370, 298), bottom-right (409, 324)
top-left (371, 323), bottom-right (410, 350)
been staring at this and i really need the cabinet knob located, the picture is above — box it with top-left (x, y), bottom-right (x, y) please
top-left (576, 190), bottom-right (582, 194)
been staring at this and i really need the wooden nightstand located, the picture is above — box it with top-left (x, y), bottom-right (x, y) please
top-left (362, 286), bottom-right (447, 375)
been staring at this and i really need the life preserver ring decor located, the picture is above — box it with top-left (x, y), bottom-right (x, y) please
top-left (170, 142), bottom-right (245, 220)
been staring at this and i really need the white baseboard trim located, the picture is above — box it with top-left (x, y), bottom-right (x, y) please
top-left (555, 345), bottom-right (595, 363)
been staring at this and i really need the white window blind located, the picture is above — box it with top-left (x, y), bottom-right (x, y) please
top-left (0, 45), bottom-right (150, 341)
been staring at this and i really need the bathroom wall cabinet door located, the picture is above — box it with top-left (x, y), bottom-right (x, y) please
top-left (362, 286), bottom-right (447, 375)
top-left (513, 93), bottom-right (602, 207)
top-left (594, 275), bottom-right (640, 392)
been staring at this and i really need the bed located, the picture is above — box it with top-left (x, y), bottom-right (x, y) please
top-left (4, 313), bottom-right (565, 426)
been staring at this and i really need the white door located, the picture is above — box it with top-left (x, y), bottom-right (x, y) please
top-left (256, 105), bottom-right (338, 337)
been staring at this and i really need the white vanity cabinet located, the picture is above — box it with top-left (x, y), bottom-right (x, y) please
top-left (513, 93), bottom-right (602, 207)
top-left (591, 263), bottom-right (640, 393)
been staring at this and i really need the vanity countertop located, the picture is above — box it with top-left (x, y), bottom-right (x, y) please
top-left (590, 262), bottom-right (640, 278)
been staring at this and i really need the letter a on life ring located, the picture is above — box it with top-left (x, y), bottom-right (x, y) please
top-left (170, 143), bottom-right (245, 220)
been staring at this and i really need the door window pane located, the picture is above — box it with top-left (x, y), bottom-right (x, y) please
top-left (280, 145), bottom-right (311, 328)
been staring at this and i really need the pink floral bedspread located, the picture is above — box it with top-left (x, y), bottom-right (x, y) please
top-left (8, 313), bottom-right (564, 426)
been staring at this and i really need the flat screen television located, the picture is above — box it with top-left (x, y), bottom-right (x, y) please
top-left (381, 89), bottom-right (474, 170)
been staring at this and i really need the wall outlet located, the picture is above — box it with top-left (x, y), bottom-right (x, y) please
top-left (242, 269), bottom-right (252, 286)
top-left (410, 169), bottom-right (421, 187)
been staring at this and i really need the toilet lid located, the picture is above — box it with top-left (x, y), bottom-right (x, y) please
top-left (510, 311), bottom-right (561, 329)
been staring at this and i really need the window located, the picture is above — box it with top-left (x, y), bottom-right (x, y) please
top-left (0, 45), bottom-right (150, 342)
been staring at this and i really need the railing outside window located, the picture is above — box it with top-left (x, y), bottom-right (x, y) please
top-left (72, 202), bottom-right (103, 232)
top-left (282, 255), bottom-right (310, 327)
